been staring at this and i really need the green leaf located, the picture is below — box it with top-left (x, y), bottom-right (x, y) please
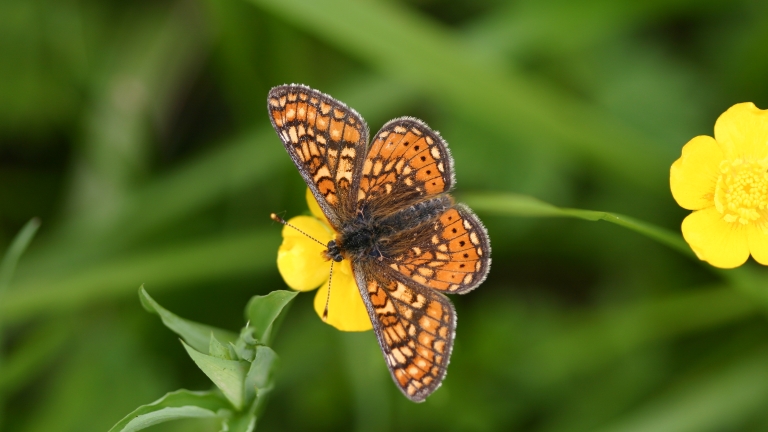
top-left (181, 340), bottom-right (248, 410)
top-left (225, 412), bottom-right (257, 432)
top-left (244, 290), bottom-right (298, 345)
top-left (139, 286), bottom-right (238, 353)
top-left (107, 389), bottom-right (231, 432)
top-left (243, 346), bottom-right (278, 405)
top-left (248, 346), bottom-right (278, 390)
top-left (0, 218), bottom-right (41, 296)
top-left (209, 333), bottom-right (234, 360)
top-left (463, 192), bottom-right (693, 257)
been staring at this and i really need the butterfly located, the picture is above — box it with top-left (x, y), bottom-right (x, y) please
top-left (267, 84), bottom-right (491, 402)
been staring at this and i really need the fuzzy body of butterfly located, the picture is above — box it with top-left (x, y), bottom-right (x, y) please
top-left (268, 84), bottom-right (491, 402)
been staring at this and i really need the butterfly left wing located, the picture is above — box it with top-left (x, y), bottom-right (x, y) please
top-left (268, 85), bottom-right (369, 228)
top-left (353, 260), bottom-right (455, 402)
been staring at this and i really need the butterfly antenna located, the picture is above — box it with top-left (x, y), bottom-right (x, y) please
top-left (270, 213), bottom-right (326, 247)
top-left (322, 261), bottom-right (333, 322)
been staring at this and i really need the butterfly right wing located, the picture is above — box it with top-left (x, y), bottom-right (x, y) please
top-left (268, 85), bottom-right (369, 228)
top-left (353, 260), bottom-right (455, 402)
top-left (381, 204), bottom-right (491, 295)
top-left (357, 117), bottom-right (455, 219)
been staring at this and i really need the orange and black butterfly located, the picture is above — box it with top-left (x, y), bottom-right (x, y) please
top-left (267, 84), bottom-right (490, 402)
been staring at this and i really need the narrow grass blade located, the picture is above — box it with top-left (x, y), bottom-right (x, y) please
top-left (0, 229), bottom-right (277, 323)
top-left (248, 0), bottom-right (668, 191)
top-left (0, 218), bottom-right (41, 296)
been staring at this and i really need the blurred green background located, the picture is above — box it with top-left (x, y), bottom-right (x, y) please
top-left (3, 0), bottom-right (768, 430)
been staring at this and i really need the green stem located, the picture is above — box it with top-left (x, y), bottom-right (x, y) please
top-left (463, 192), bottom-right (768, 309)
top-left (463, 192), bottom-right (692, 257)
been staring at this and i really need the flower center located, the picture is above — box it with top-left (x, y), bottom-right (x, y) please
top-left (715, 158), bottom-right (768, 225)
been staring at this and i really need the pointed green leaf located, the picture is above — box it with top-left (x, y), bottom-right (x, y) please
top-left (139, 286), bottom-right (238, 353)
top-left (248, 346), bottom-right (278, 390)
top-left (225, 412), bottom-right (257, 432)
top-left (209, 333), bottom-right (234, 360)
top-left (108, 389), bottom-right (231, 432)
top-left (181, 340), bottom-right (248, 410)
top-left (243, 346), bottom-right (278, 404)
top-left (244, 290), bottom-right (298, 344)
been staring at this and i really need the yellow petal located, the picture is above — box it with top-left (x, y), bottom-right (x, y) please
top-left (313, 261), bottom-right (373, 331)
top-left (748, 223), bottom-right (768, 265)
top-left (306, 188), bottom-right (330, 226)
top-left (670, 135), bottom-right (723, 210)
top-left (276, 216), bottom-right (333, 291)
top-left (681, 207), bottom-right (749, 268)
top-left (714, 102), bottom-right (768, 161)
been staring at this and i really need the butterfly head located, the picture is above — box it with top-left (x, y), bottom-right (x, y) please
top-left (324, 239), bottom-right (344, 262)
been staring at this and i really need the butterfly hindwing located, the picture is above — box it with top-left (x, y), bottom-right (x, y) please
top-left (381, 205), bottom-right (491, 294)
top-left (268, 85), bottom-right (369, 227)
top-left (353, 261), bottom-right (455, 402)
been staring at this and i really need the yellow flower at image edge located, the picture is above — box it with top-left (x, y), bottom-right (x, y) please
top-left (276, 188), bottom-right (372, 331)
top-left (671, 102), bottom-right (768, 268)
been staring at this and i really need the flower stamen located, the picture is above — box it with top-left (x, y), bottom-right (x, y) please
top-left (714, 159), bottom-right (768, 226)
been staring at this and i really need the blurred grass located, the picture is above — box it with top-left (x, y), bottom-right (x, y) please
top-left (2, 0), bottom-right (768, 431)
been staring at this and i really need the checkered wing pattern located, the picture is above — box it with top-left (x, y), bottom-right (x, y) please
top-left (354, 261), bottom-right (455, 402)
top-left (357, 118), bottom-right (454, 219)
top-left (268, 85), bottom-right (369, 228)
top-left (386, 205), bottom-right (490, 294)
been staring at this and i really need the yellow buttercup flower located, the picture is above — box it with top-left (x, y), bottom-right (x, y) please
top-left (671, 102), bottom-right (768, 268)
top-left (275, 188), bottom-right (372, 331)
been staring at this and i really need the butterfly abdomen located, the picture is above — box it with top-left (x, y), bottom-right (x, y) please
top-left (338, 196), bottom-right (453, 260)
top-left (379, 196), bottom-right (453, 233)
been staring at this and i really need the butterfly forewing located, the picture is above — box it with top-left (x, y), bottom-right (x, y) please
top-left (358, 118), bottom-right (454, 218)
top-left (353, 262), bottom-right (455, 402)
top-left (268, 85), bottom-right (369, 227)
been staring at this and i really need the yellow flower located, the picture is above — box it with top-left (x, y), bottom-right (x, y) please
top-left (671, 102), bottom-right (768, 268)
top-left (275, 188), bottom-right (372, 331)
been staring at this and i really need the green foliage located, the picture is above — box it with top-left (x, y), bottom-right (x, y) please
top-left (108, 390), bottom-right (232, 432)
top-left (3, 0), bottom-right (768, 431)
top-left (109, 288), bottom-right (295, 431)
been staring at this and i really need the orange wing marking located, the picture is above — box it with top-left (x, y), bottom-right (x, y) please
top-left (357, 267), bottom-right (455, 402)
top-left (388, 207), bottom-right (490, 294)
top-left (268, 85), bottom-right (369, 222)
top-left (358, 118), bottom-right (453, 206)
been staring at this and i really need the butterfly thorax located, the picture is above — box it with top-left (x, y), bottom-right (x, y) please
top-left (328, 195), bottom-right (454, 263)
